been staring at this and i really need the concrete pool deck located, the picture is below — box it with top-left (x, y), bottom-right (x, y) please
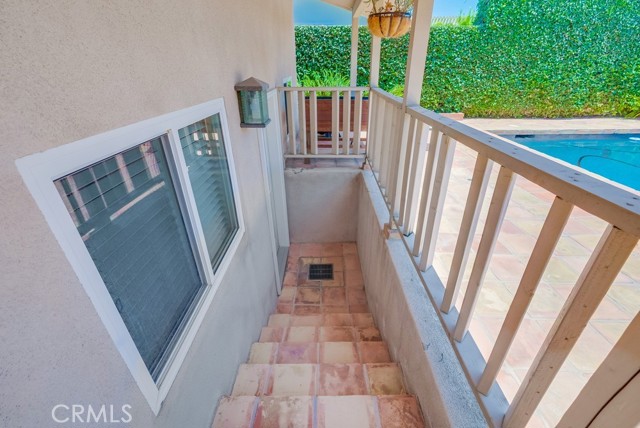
top-left (463, 117), bottom-right (640, 134)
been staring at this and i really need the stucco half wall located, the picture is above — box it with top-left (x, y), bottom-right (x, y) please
top-left (285, 166), bottom-right (361, 243)
top-left (357, 171), bottom-right (488, 427)
top-left (0, 1), bottom-right (295, 427)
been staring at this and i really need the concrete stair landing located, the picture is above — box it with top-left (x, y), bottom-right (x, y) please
top-left (213, 243), bottom-right (426, 428)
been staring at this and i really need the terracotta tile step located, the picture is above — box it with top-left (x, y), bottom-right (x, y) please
top-left (282, 269), bottom-right (366, 289)
top-left (279, 287), bottom-right (369, 306)
top-left (276, 303), bottom-right (371, 315)
top-left (268, 313), bottom-right (376, 328)
top-left (213, 395), bottom-right (426, 428)
top-left (249, 342), bottom-right (392, 364)
top-left (259, 326), bottom-right (382, 343)
top-left (231, 363), bottom-right (407, 397)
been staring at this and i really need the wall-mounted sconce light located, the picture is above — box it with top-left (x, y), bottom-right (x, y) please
top-left (234, 77), bottom-right (270, 128)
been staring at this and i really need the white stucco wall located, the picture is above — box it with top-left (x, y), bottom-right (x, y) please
top-left (0, 1), bottom-right (295, 426)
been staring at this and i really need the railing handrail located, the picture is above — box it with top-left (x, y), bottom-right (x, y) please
top-left (370, 87), bottom-right (403, 107)
top-left (278, 86), bottom-right (369, 92)
top-left (405, 104), bottom-right (640, 238)
top-left (368, 86), bottom-right (640, 237)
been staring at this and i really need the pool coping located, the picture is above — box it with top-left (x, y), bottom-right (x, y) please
top-left (462, 117), bottom-right (640, 135)
top-left (490, 129), bottom-right (640, 135)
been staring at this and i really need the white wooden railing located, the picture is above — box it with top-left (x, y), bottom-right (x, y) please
top-left (279, 86), bottom-right (368, 158)
top-left (366, 87), bottom-right (640, 427)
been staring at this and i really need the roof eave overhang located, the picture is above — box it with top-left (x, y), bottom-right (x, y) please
top-left (321, 0), bottom-right (370, 17)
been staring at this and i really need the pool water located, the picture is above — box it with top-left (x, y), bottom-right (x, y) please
top-left (504, 134), bottom-right (640, 191)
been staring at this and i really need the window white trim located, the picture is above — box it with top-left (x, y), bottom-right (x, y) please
top-left (258, 128), bottom-right (281, 293)
top-left (261, 89), bottom-right (291, 295)
top-left (15, 98), bottom-right (245, 414)
top-left (265, 89), bottom-right (290, 248)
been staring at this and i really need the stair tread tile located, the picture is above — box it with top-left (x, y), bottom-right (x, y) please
top-left (212, 396), bottom-right (257, 428)
top-left (319, 342), bottom-right (359, 364)
top-left (357, 342), bottom-right (392, 364)
top-left (276, 343), bottom-right (318, 364)
top-left (349, 304), bottom-right (371, 313)
top-left (322, 313), bottom-right (352, 326)
top-left (319, 326), bottom-right (355, 342)
top-left (232, 364), bottom-right (271, 396)
top-left (293, 305), bottom-right (322, 316)
top-left (259, 327), bottom-right (284, 343)
top-left (352, 313), bottom-right (376, 327)
top-left (355, 326), bottom-right (382, 342)
top-left (278, 287), bottom-right (296, 304)
top-left (290, 315), bottom-right (324, 327)
top-left (295, 287), bottom-right (322, 305)
top-left (249, 343), bottom-right (278, 364)
top-left (317, 395), bottom-right (377, 428)
top-left (254, 396), bottom-right (313, 428)
top-left (318, 363), bottom-right (367, 396)
top-left (285, 326), bottom-right (318, 342)
top-left (276, 303), bottom-right (293, 314)
top-left (270, 364), bottom-right (316, 396)
top-left (378, 396), bottom-right (426, 428)
top-left (365, 364), bottom-right (406, 396)
top-left (323, 288), bottom-right (347, 306)
top-left (268, 314), bottom-right (291, 327)
top-left (321, 305), bottom-right (351, 314)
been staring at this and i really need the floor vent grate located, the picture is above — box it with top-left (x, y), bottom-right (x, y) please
top-left (308, 264), bottom-right (334, 280)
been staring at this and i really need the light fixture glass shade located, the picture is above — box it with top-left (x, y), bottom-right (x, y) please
top-left (234, 77), bottom-right (271, 128)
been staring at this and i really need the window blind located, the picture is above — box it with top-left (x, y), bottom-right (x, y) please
top-left (55, 137), bottom-right (204, 380)
top-left (178, 114), bottom-right (238, 272)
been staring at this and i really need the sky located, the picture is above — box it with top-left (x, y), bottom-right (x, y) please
top-left (294, 0), bottom-right (478, 25)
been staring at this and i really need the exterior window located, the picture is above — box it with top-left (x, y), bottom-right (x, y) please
top-left (17, 99), bottom-right (244, 412)
top-left (54, 137), bottom-right (204, 380)
top-left (179, 114), bottom-right (238, 271)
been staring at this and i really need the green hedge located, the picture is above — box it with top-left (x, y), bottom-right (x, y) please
top-left (295, 0), bottom-right (640, 118)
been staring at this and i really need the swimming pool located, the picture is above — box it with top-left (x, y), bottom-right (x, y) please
top-left (503, 133), bottom-right (640, 191)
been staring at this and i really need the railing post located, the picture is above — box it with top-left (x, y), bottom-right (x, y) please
top-left (372, 96), bottom-right (386, 173)
top-left (367, 92), bottom-right (378, 164)
top-left (402, 0), bottom-right (435, 107)
top-left (453, 166), bottom-right (515, 341)
top-left (412, 128), bottom-right (441, 256)
top-left (402, 121), bottom-right (427, 234)
top-left (387, 108), bottom-right (408, 222)
top-left (557, 312), bottom-right (640, 427)
top-left (331, 90), bottom-right (340, 155)
top-left (342, 89), bottom-right (352, 155)
top-left (441, 154), bottom-right (493, 313)
top-left (370, 37), bottom-right (381, 88)
top-left (297, 91), bottom-right (307, 155)
top-left (378, 102), bottom-right (395, 189)
top-left (353, 90), bottom-right (363, 155)
top-left (587, 373), bottom-right (640, 427)
top-left (397, 116), bottom-right (418, 228)
top-left (418, 135), bottom-right (456, 271)
top-left (309, 91), bottom-right (318, 154)
top-left (477, 196), bottom-right (573, 394)
top-left (285, 90), bottom-right (296, 155)
top-left (350, 16), bottom-right (359, 87)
